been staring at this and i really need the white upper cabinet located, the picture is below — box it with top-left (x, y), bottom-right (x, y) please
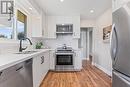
top-left (56, 16), bottom-right (73, 24)
top-left (46, 16), bottom-right (80, 39)
top-left (73, 16), bottom-right (80, 39)
top-left (56, 16), bottom-right (64, 24)
top-left (31, 15), bottom-right (43, 37)
top-left (46, 16), bottom-right (56, 38)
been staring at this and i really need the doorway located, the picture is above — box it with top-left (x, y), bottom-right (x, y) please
top-left (79, 27), bottom-right (93, 64)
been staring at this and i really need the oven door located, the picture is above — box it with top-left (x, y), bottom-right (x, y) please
top-left (56, 54), bottom-right (73, 65)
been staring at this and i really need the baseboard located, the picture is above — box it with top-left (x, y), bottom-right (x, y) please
top-left (82, 58), bottom-right (89, 61)
top-left (92, 62), bottom-right (95, 66)
top-left (94, 63), bottom-right (112, 76)
top-left (87, 58), bottom-right (89, 60)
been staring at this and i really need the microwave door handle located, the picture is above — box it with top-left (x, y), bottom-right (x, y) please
top-left (110, 24), bottom-right (118, 61)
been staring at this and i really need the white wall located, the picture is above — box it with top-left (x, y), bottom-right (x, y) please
top-left (80, 20), bottom-right (96, 28)
top-left (93, 8), bottom-right (112, 76)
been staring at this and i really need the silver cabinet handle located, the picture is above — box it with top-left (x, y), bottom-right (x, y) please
top-left (110, 24), bottom-right (118, 62)
top-left (41, 56), bottom-right (44, 64)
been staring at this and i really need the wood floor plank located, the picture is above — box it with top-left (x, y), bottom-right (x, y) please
top-left (40, 61), bottom-right (112, 87)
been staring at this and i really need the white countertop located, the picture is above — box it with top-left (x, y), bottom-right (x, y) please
top-left (0, 49), bottom-right (51, 71)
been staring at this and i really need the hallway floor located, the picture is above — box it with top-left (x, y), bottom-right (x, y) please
top-left (40, 61), bottom-right (112, 87)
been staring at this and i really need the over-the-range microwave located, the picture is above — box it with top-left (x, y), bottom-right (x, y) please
top-left (56, 24), bottom-right (73, 34)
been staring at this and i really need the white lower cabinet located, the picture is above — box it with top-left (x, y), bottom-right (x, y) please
top-left (33, 51), bottom-right (50, 87)
top-left (49, 50), bottom-right (55, 70)
top-left (74, 50), bottom-right (82, 70)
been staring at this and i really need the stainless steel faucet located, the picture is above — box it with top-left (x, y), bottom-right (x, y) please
top-left (19, 38), bottom-right (32, 52)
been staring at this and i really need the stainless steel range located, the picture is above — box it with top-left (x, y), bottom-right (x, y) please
top-left (55, 44), bottom-right (75, 71)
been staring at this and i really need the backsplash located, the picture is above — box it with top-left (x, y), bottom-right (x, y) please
top-left (0, 39), bottom-right (37, 54)
top-left (0, 35), bottom-right (79, 54)
top-left (43, 35), bottom-right (79, 50)
top-left (0, 43), bottom-right (19, 54)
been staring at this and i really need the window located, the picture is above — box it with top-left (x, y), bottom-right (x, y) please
top-left (0, 25), bottom-right (13, 39)
top-left (17, 10), bottom-right (27, 40)
top-left (0, 19), bottom-right (13, 39)
top-left (0, 0), bottom-right (14, 39)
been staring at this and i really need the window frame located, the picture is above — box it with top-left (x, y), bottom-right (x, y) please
top-left (16, 10), bottom-right (27, 40)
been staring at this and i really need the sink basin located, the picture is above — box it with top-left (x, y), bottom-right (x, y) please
top-left (15, 51), bottom-right (38, 54)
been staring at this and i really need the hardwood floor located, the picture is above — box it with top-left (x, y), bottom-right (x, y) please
top-left (40, 61), bottom-right (112, 87)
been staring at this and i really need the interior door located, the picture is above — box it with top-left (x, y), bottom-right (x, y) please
top-left (113, 70), bottom-right (130, 87)
top-left (112, 2), bottom-right (130, 77)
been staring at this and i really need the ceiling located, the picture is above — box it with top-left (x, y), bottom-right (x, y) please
top-left (34, 0), bottom-right (112, 19)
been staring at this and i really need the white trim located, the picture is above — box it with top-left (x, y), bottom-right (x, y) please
top-left (92, 62), bottom-right (95, 66)
top-left (94, 63), bottom-right (112, 76)
top-left (87, 58), bottom-right (89, 60)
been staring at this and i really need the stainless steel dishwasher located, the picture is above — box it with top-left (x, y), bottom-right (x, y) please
top-left (0, 59), bottom-right (33, 87)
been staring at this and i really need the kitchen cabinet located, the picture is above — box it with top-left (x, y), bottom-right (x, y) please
top-left (46, 16), bottom-right (56, 38)
top-left (49, 50), bottom-right (55, 70)
top-left (74, 50), bottom-right (82, 70)
top-left (56, 16), bottom-right (64, 24)
top-left (42, 12), bottom-right (48, 38)
top-left (46, 16), bottom-right (80, 38)
top-left (56, 16), bottom-right (73, 24)
top-left (73, 16), bottom-right (80, 39)
top-left (33, 51), bottom-right (50, 87)
top-left (31, 15), bottom-right (43, 37)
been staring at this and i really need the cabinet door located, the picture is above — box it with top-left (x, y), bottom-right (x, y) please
top-left (42, 12), bottom-right (47, 38)
top-left (56, 16), bottom-right (64, 24)
top-left (49, 50), bottom-right (55, 70)
top-left (74, 50), bottom-right (82, 70)
top-left (47, 16), bottom-right (56, 38)
top-left (33, 53), bottom-right (46, 87)
top-left (43, 51), bottom-right (50, 72)
top-left (56, 16), bottom-right (73, 24)
top-left (73, 16), bottom-right (80, 38)
top-left (31, 15), bottom-right (43, 37)
top-left (64, 16), bottom-right (73, 24)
